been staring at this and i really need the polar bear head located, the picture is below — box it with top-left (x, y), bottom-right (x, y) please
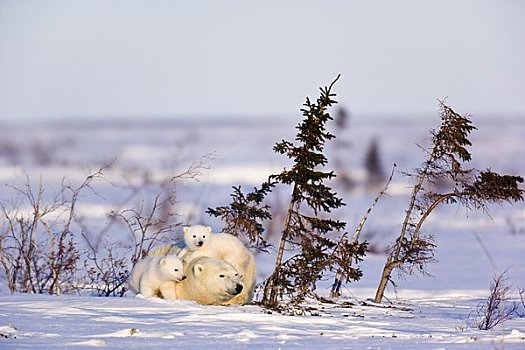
top-left (183, 225), bottom-right (212, 250)
top-left (183, 257), bottom-right (243, 305)
top-left (157, 255), bottom-right (186, 282)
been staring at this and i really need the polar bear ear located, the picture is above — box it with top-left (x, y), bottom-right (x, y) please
top-left (159, 258), bottom-right (167, 266)
top-left (206, 226), bottom-right (212, 233)
top-left (183, 227), bottom-right (189, 234)
top-left (192, 264), bottom-right (204, 277)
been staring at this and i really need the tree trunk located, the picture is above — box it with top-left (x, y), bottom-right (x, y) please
top-left (263, 184), bottom-right (298, 306)
top-left (374, 162), bottom-right (430, 303)
top-left (329, 270), bottom-right (343, 297)
top-left (374, 260), bottom-right (395, 303)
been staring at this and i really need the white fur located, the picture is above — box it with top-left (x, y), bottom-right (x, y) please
top-left (127, 255), bottom-right (186, 300)
top-left (182, 225), bottom-right (257, 305)
top-left (183, 225), bottom-right (212, 251)
top-left (148, 243), bottom-right (188, 260)
top-left (174, 256), bottom-right (244, 305)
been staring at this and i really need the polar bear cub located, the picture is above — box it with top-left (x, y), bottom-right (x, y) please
top-left (128, 255), bottom-right (186, 300)
top-left (182, 225), bottom-right (257, 304)
top-left (183, 225), bottom-right (212, 251)
top-left (147, 225), bottom-right (212, 261)
top-left (183, 225), bottom-right (250, 272)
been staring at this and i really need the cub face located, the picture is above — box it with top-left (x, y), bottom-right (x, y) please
top-left (159, 256), bottom-right (186, 282)
top-left (183, 225), bottom-right (212, 250)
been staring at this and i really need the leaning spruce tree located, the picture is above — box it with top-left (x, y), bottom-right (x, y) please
top-left (260, 75), bottom-right (367, 309)
top-left (374, 102), bottom-right (524, 303)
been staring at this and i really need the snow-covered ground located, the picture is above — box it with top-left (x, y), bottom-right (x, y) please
top-left (1, 115), bottom-right (524, 349)
top-left (1, 291), bottom-right (524, 349)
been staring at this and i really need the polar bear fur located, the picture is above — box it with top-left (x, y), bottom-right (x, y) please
top-left (127, 255), bottom-right (186, 300)
top-left (182, 225), bottom-right (257, 305)
top-left (183, 225), bottom-right (212, 251)
top-left (148, 241), bottom-right (187, 260)
top-left (174, 256), bottom-right (244, 305)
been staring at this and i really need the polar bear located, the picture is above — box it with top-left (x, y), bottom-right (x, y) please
top-left (146, 225), bottom-right (212, 262)
top-left (181, 225), bottom-right (257, 305)
top-left (174, 256), bottom-right (244, 305)
top-left (183, 225), bottom-right (212, 251)
top-left (127, 255), bottom-right (186, 300)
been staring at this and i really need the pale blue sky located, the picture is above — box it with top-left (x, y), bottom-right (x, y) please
top-left (1, 0), bottom-right (524, 121)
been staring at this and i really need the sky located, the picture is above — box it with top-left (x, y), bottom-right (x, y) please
top-left (1, 0), bottom-right (524, 122)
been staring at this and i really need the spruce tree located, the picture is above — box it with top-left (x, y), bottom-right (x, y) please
top-left (260, 75), bottom-right (367, 309)
top-left (374, 102), bottom-right (524, 303)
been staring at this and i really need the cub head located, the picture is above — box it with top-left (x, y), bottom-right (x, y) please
top-left (159, 256), bottom-right (186, 282)
top-left (191, 257), bottom-right (243, 303)
top-left (183, 225), bottom-right (212, 250)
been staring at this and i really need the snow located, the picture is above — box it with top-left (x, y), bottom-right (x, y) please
top-left (1, 116), bottom-right (524, 349)
top-left (1, 292), bottom-right (524, 349)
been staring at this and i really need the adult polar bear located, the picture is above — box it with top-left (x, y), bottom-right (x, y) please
top-left (182, 225), bottom-right (257, 305)
top-left (176, 256), bottom-right (244, 305)
top-left (147, 251), bottom-right (246, 305)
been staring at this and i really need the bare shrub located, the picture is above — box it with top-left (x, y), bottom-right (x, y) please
top-left (474, 272), bottom-right (519, 330)
top-left (82, 241), bottom-right (129, 297)
top-left (0, 169), bottom-right (104, 295)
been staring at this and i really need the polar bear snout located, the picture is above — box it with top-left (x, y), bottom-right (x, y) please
top-left (179, 275), bottom-right (187, 281)
top-left (197, 241), bottom-right (204, 247)
top-left (235, 283), bottom-right (243, 295)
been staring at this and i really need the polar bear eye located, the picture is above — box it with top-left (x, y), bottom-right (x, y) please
top-left (174, 269), bottom-right (179, 272)
top-left (193, 235), bottom-right (196, 238)
top-left (219, 274), bottom-right (225, 278)
top-left (235, 273), bottom-right (238, 277)
top-left (203, 235), bottom-right (206, 238)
